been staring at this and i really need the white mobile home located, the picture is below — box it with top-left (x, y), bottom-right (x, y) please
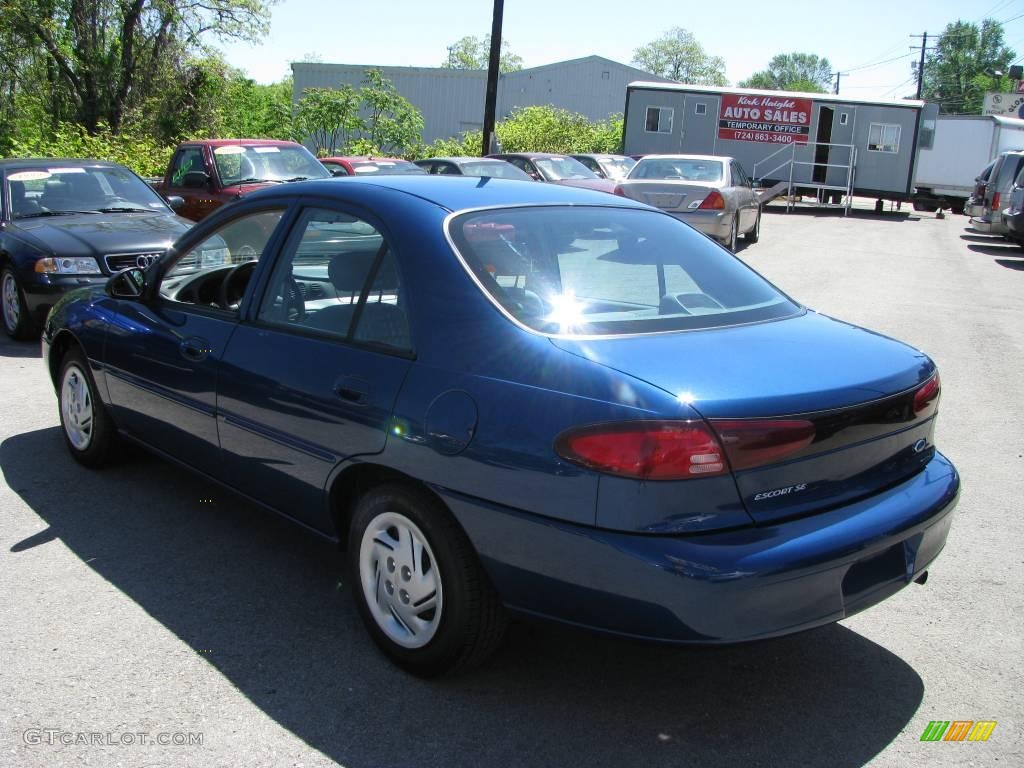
top-left (623, 82), bottom-right (928, 205)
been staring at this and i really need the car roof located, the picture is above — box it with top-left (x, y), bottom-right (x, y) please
top-left (243, 175), bottom-right (650, 213)
top-left (184, 139), bottom-right (301, 148)
top-left (321, 156), bottom-right (417, 163)
top-left (494, 152), bottom-right (579, 160)
top-left (0, 158), bottom-right (124, 169)
top-left (420, 157), bottom-right (509, 164)
top-left (636, 154), bottom-right (734, 163)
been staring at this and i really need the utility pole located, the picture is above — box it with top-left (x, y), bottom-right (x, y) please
top-left (833, 71), bottom-right (841, 95)
top-left (481, 0), bottom-right (504, 156)
top-left (912, 32), bottom-right (928, 99)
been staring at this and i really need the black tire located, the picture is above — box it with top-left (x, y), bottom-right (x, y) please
top-left (723, 216), bottom-right (739, 252)
top-left (2, 266), bottom-right (37, 340)
top-left (744, 209), bottom-right (761, 243)
top-left (57, 347), bottom-right (120, 467)
top-left (347, 483), bottom-right (507, 677)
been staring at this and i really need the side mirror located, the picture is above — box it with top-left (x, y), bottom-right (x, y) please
top-left (331, 169), bottom-right (348, 177)
top-left (530, 172), bottom-right (542, 182)
top-left (181, 171), bottom-right (211, 189)
top-left (106, 267), bottom-right (146, 300)
top-left (165, 195), bottom-right (185, 211)
top-left (594, 169), bottom-right (607, 179)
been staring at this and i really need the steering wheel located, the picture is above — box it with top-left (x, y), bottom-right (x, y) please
top-left (218, 261), bottom-right (258, 310)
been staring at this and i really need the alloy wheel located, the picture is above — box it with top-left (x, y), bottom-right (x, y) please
top-left (61, 364), bottom-right (95, 451)
top-left (358, 511), bottom-right (443, 649)
top-left (2, 271), bottom-right (20, 332)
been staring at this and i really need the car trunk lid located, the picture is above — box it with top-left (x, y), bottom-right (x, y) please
top-left (615, 181), bottom-right (719, 213)
top-left (552, 311), bottom-right (939, 523)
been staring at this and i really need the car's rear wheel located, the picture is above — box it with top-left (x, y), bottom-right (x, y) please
top-left (2, 267), bottom-right (36, 340)
top-left (58, 348), bottom-right (120, 467)
top-left (745, 209), bottom-right (761, 243)
top-left (723, 216), bottom-right (739, 252)
top-left (348, 484), bottom-right (506, 677)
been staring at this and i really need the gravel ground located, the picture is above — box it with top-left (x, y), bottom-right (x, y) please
top-left (1, 200), bottom-right (1021, 767)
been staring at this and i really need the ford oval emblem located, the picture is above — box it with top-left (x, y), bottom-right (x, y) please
top-left (913, 439), bottom-right (928, 454)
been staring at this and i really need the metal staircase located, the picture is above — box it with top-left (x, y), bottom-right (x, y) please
top-left (752, 141), bottom-right (858, 215)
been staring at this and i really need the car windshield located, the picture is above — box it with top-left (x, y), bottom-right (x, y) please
top-left (449, 206), bottom-right (799, 336)
top-left (457, 161), bottom-right (532, 181)
top-left (598, 157), bottom-right (637, 181)
top-left (533, 156), bottom-right (598, 181)
top-left (348, 160), bottom-right (425, 175)
top-left (630, 159), bottom-right (724, 182)
top-left (212, 145), bottom-right (331, 185)
top-left (6, 165), bottom-right (169, 218)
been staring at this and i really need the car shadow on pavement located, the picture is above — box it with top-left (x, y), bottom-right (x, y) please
top-left (0, 336), bottom-right (41, 359)
top-left (2, 427), bottom-right (925, 768)
top-left (967, 242), bottom-right (1023, 257)
top-left (996, 258), bottom-right (1024, 271)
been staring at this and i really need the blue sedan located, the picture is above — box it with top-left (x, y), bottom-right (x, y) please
top-left (42, 177), bottom-right (959, 676)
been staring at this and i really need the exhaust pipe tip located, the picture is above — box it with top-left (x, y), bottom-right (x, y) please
top-left (914, 570), bottom-right (929, 586)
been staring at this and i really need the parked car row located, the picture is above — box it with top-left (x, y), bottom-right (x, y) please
top-left (968, 149), bottom-right (1024, 244)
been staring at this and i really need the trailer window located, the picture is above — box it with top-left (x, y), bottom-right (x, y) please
top-left (868, 123), bottom-right (901, 153)
top-left (694, 103), bottom-right (707, 116)
top-left (645, 106), bottom-right (674, 134)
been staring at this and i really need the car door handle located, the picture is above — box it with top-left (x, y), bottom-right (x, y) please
top-left (179, 337), bottom-right (210, 362)
top-left (333, 376), bottom-right (370, 406)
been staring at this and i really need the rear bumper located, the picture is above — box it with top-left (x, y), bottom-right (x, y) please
top-left (965, 200), bottom-right (985, 218)
top-left (442, 451), bottom-right (959, 643)
top-left (1001, 208), bottom-right (1024, 238)
top-left (667, 210), bottom-right (734, 241)
top-left (970, 215), bottom-right (996, 234)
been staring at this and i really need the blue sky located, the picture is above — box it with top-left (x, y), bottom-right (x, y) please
top-left (218, 0), bottom-right (1024, 100)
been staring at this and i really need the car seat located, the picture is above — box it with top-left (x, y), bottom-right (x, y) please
top-left (8, 181), bottom-right (40, 217)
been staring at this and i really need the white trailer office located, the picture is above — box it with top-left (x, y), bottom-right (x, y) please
top-left (623, 82), bottom-right (930, 209)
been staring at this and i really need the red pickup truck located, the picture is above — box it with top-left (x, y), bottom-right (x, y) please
top-left (154, 139), bottom-right (331, 222)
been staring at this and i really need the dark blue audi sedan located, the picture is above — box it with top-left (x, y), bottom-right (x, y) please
top-left (42, 176), bottom-right (959, 676)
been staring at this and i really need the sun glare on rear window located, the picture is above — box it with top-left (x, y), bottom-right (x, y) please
top-left (447, 206), bottom-right (799, 336)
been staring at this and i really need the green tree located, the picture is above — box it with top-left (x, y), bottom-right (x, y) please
top-left (359, 69), bottom-right (425, 154)
top-left (6, 0), bottom-right (272, 134)
top-left (740, 53), bottom-right (833, 92)
top-left (920, 19), bottom-right (1015, 114)
top-left (494, 105), bottom-right (622, 154)
top-left (441, 35), bottom-right (524, 72)
top-left (295, 85), bottom-right (361, 155)
top-left (631, 28), bottom-right (727, 85)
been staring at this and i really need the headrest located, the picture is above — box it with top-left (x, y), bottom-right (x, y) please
top-left (9, 180), bottom-right (25, 200)
top-left (328, 249), bottom-right (399, 293)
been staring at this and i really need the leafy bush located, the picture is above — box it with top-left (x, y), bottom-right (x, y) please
top-left (496, 106), bottom-right (623, 154)
top-left (6, 122), bottom-right (175, 178)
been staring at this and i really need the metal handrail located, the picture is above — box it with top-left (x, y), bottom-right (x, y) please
top-left (751, 140), bottom-right (858, 213)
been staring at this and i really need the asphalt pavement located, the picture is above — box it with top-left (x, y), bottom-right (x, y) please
top-left (1, 200), bottom-right (1021, 767)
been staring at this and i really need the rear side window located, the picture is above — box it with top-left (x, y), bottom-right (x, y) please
top-left (448, 206), bottom-right (799, 337)
top-left (258, 208), bottom-right (411, 352)
top-left (995, 155), bottom-right (1024, 192)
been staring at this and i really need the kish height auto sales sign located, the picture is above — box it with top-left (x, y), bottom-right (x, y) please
top-left (718, 94), bottom-right (812, 145)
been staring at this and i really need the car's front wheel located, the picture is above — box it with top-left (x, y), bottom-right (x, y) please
top-left (348, 484), bottom-right (506, 677)
top-left (58, 348), bottom-right (120, 467)
top-left (2, 266), bottom-right (36, 340)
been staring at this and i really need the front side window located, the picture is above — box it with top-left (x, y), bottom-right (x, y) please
top-left (257, 208), bottom-right (411, 352)
top-left (645, 106), bottom-right (674, 134)
top-left (170, 148), bottom-right (206, 186)
top-left (159, 209), bottom-right (285, 309)
top-left (448, 206), bottom-right (799, 337)
top-left (867, 123), bottom-right (901, 153)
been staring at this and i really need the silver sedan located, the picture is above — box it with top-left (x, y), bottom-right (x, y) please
top-left (615, 155), bottom-right (761, 251)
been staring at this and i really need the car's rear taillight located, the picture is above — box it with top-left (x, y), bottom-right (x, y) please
top-left (555, 421), bottom-right (727, 480)
top-left (709, 419), bottom-right (816, 471)
top-left (698, 190), bottom-right (725, 210)
top-left (612, 185), bottom-right (627, 197)
top-left (913, 374), bottom-right (941, 414)
top-left (993, 191), bottom-right (1001, 210)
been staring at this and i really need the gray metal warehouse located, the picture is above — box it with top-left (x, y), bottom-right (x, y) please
top-left (623, 82), bottom-right (933, 207)
top-left (291, 56), bottom-right (672, 145)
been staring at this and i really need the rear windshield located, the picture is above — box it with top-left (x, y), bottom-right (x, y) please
top-left (459, 161), bottom-right (532, 181)
top-left (533, 156), bottom-right (597, 181)
top-left (630, 159), bottom-right (724, 182)
top-left (448, 206), bottom-right (799, 336)
top-left (349, 160), bottom-right (425, 175)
